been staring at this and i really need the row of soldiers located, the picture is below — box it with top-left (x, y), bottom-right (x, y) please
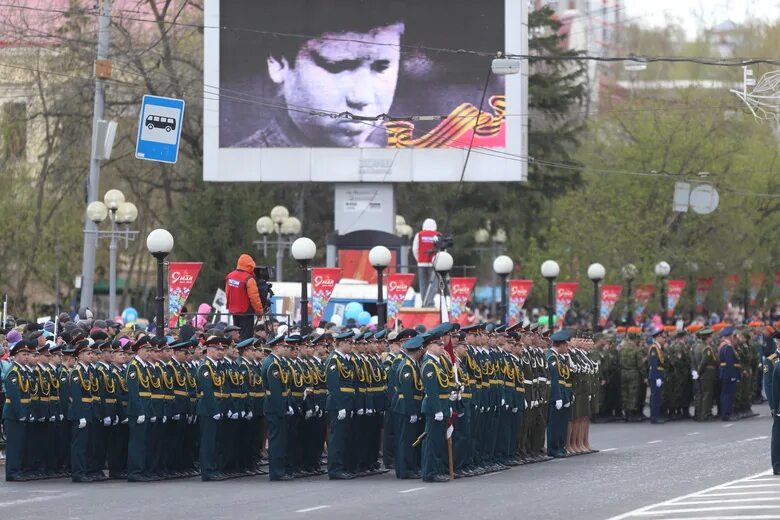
top-left (590, 324), bottom-right (767, 423)
top-left (3, 320), bottom-right (602, 483)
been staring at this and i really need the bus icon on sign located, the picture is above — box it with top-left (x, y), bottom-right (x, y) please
top-left (146, 115), bottom-right (176, 132)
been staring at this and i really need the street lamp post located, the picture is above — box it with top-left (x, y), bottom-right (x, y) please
top-left (493, 255), bottom-right (514, 325)
top-left (86, 189), bottom-right (139, 318)
top-left (433, 251), bottom-right (454, 324)
top-left (369, 246), bottom-right (392, 330)
top-left (255, 205), bottom-right (302, 282)
top-left (541, 260), bottom-right (560, 330)
top-left (621, 264), bottom-right (638, 325)
top-left (475, 226), bottom-right (507, 319)
top-left (588, 263), bottom-right (606, 331)
top-left (146, 229), bottom-right (174, 339)
top-left (291, 237), bottom-right (317, 333)
top-left (655, 261), bottom-right (671, 324)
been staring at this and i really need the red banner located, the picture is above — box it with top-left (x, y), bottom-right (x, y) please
top-left (337, 249), bottom-right (397, 283)
top-left (634, 283), bottom-right (654, 321)
top-left (599, 284), bottom-right (622, 326)
top-left (723, 274), bottom-right (740, 304)
top-left (386, 273), bottom-right (415, 326)
top-left (555, 282), bottom-right (579, 327)
top-left (666, 280), bottom-right (686, 317)
top-left (507, 280), bottom-right (533, 324)
top-left (749, 272), bottom-right (766, 306)
top-left (168, 262), bottom-right (202, 327)
top-left (695, 277), bottom-right (714, 313)
top-left (311, 268), bottom-right (341, 327)
top-left (449, 277), bottom-right (477, 326)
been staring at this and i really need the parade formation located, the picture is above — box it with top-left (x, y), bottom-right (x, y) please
top-left (1, 313), bottom-right (770, 484)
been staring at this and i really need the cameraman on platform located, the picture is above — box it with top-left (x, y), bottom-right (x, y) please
top-left (225, 254), bottom-right (264, 340)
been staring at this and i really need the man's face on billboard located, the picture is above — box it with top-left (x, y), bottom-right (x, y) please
top-left (268, 23), bottom-right (404, 147)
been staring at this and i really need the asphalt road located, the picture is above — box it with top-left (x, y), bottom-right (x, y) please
top-left (0, 413), bottom-right (773, 520)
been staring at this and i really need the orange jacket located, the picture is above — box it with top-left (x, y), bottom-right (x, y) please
top-left (225, 254), bottom-right (264, 316)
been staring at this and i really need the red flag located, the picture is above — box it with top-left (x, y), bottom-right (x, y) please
top-left (445, 334), bottom-right (458, 439)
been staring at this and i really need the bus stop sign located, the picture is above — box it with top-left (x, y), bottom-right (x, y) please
top-left (135, 95), bottom-right (185, 164)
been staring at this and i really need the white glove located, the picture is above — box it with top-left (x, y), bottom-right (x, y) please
top-left (480, 406), bottom-right (485, 412)
top-left (78, 418), bottom-right (87, 429)
top-left (337, 409), bottom-right (347, 420)
top-left (434, 411), bottom-right (444, 421)
top-left (286, 406), bottom-right (294, 416)
top-left (172, 414), bottom-right (181, 421)
top-left (656, 379), bottom-right (662, 388)
top-left (564, 402), bottom-right (571, 408)
top-left (501, 398), bottom-right (506, 406)
top-left (410, 414), bottom-right (418, 424)
top-left (19, 417), bottom-right (26, 422)
top-left (512, 407), bottom-right (518, 413)
top-left (150, 416), bottom-right (157, 423)
top-left (49, 415), bottom-right (56, 422)
top-left (240, 411), bottom-right (246, 418)
top-left (227, 409), bottom-right (233, 417)
top-left (555, 400), bottom-right (563, 410)
top-left (314, 405), bottom-right (320, 413)
top-left (230, 412), bottom-right (239, 420)
top-left (59, 414), bottom-right (64, 421)
top-left (305, 410), bottom-right (313, 419)
top-left (534, 400), bottom-right (540, 408)
top-left (137, 415), bottom-right (146, 424)
top-left (103, 417), bottom-right (112, 426)
top-left (449, 391), bottom-right (458, 402)
top-left (246, 411), bottom-right (253, 420)
top-left (212, 413), bottom-right (222, 420)
top-left (357, 408), bottom-right (365, 416)
top-left (121, 418), bottom-right (129, 424)
top-left (162, 416), bottom-right (168, 424)
top-left (691, 370), bottom-right (699, 380)
top-left (37, 417), bottom-right (45, 422)
top-left (113, 416), bottom-right (119, 426)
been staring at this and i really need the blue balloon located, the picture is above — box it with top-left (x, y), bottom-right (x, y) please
top-left (344, 302), bottom-right (363, 321)
top-left (357, 311), bottom-right (371, 326)
top-left (122, 307), bottom-right (139, 324)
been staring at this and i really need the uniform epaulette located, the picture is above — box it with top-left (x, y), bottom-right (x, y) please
top-left (770, 353), bottom-right (778, 361)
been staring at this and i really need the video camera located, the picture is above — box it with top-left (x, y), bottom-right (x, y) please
top-left (253, 266), bottom-right (276, 311)
top-left (434, 232), bottom-right (454, 252)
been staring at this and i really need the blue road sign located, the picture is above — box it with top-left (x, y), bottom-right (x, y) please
top-left (135, 95), bottom-right (185, 164)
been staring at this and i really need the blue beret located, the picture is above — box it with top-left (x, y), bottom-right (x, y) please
top-left (550, 329), bottom-right (573, 343)
top-left (720, 326), bottom-right (735, 338)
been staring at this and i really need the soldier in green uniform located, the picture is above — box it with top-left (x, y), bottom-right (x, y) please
top-left (261, 333), bottom-right (294, 481)
top-left (763, 331), bottom-right (780, 473)
top-left (546, 329), bottom-right (572, 457)
top-left (420, 333), bottom-right (454, 482)
top-left (382, 330), bottom-right (408, 470)
top-left (69, 339), bottom-right (98, 482)
top-left (619, 329), bottom-right (644, 422)
top-left (3, 341), bottom-right (35, 481)
top-left (166, 338), bottom-right (194, 477)
top-left (126, 335), bottom-right (155, 482)
top-left (394, 333), bottom-right (426, 479)
top-left (196, 335), bottom-right (228, 481)
top-left (696, 329), bottom-right (718, 421)
top-left (325, 331), bottom-right (356, 479)
top-left (107, 340), bottom-right (129, 479)
top-left (57, 339), bottom-right (76, 477)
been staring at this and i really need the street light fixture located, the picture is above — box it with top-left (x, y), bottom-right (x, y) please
top-left (291, 237), bottom-right (317, 333)
top-left (493, 255), bottom-right (514, 325)
top-left (433, 251), bottom-right (454, 324)
top-left (655, 261), bottom-right (671, 324)
top-left (587, 263), bottom-right (606, 331)
top-left (146, 229), bottom-right (174, 339)
top-left (369, 246), bottom-right (392, 330)
top-left (85, 190), bottom-right (139, 318)
top-left (255, 205), bottom-right (302, 282)
top-left (621, 263), bottom-right (638, 325)
top-left (541, 260), bottom-right (560, 330)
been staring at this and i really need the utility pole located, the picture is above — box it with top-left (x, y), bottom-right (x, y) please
top-left (79, 0), bottom-right (113, 312)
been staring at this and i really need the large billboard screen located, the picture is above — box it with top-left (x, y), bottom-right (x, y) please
top-left (203, 0), bottom-right (527, 182)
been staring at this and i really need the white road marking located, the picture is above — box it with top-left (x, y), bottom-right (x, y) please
top-left (606, 470), bottom-right (775, 520)
top-left (601, 448), bottom-right (617, 452)
top-left (722, 484), bottom-right (780, 489)
top-left (722, 423), bottom-right (734, 428)
top-left (740, 436), bottom-right (769, 442)
top-left (655, 517), bottom-right (780, 519)
top-left (399, 487), bottom-right (426, 494)
top-left (647, 440), bottom-right (662, 444)
top-left (0, 494), bottom-right (75, 508)
top-left (687, 432), bottom-right (701, 436)
top-left (634, 505), bottom-right (780, 515)
top-left (295, 505), bottom-right (331, 513)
